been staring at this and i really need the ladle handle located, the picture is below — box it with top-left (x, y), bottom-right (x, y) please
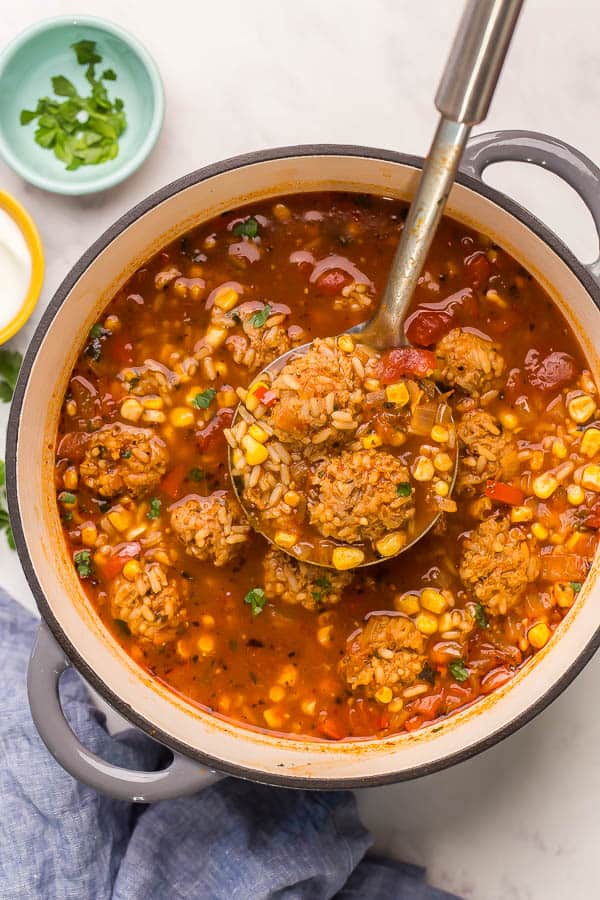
top-left (364, 0), bottom-right (523, 349)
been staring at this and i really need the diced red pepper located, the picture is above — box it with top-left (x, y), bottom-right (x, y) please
top-left (348, 698), bottom-right (389, 736)
top-left (317, 713), bottom-right (346, 740)
top-left (464, 251), bottom-right (492, 288)
top-left (403, 715), bottom-right (425, 732)
top-left (377, 347), bottom-right (437, 383)
top-left (405, 310), bottom-right (452, 347)
top-left (408, 692), bottom-right (443, 720)
top-left (485, 480), bottom-right (525, 506)
top-left (57, 431), bottom-right (90, 463)
top-left (98, 541), bottom-right (141, 580)
top-left (252, 385), bottom-right (278, 408)
top-left (161, 463), bottom-right (187, 500)
top-left (316, 268), bottom-right (353, 296)
top-left (196, 408), bottom-right (235, 453)
top-left (524, 349), bottom-right (578, 393)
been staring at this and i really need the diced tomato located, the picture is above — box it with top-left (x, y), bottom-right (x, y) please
top-left (540, 551), bottom-right (588, 582)
top-left (403, 715), bottom-right (425, 732)
top-left (485, 480), bottom-right (525, 506)
top-left (480, 666), bottom-right (512, 694)
top-left (524, 349), bottom-right (578, 393)
top-left (57, 431), bottom-right (90, 463)
top-left (408, 692), bottom-right (443, 720)
top-left (98, 541), bottom-right (141, 580)
top-left (196, 408), bottom-right (235, 453)
top-left (316, 268), bottom-right (353, 296)
top-left (377, 347), bottom-right (437, 383)
top-left (348, 699), bottom-right (389, 736)
top-left (317, 713), bottom-right (346, 740)
top-left (444, 682), bottom-right (476, 713)
top-left (70, 375), bottom-right (99, 419)
top-left (161, 463), bottom-right (188, 500)
top-left (464, 251), bottom-right (492, 288)
top-left (405, 310), bottom-right (452, 347)
top-left (110, 333), bottom-right (135, 366)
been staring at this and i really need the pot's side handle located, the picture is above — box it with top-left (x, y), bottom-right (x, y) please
top-left (461, 130), bottom-right (600, 283)
top-left (28, 622), bottom-right (221, 802)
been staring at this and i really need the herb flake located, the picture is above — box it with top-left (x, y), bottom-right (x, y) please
top-left (74, 549), bottom-right (93, 579)
top-left (147, 497), bottom-right (162, 519)
top-left (249, 305), bottom-right (271, 328)
top-left (191, 388), bottom-right (216, 409)
top-left (449, 660), bottom-right (469, 683)
top-left (232, 216), bottom-right (259, 238)
top-left (474, 603), bottom-right (488, 629)
top-left (244, 586), bottom-right (267, 617)
top-left (396, 482), bottom-right (412, 497)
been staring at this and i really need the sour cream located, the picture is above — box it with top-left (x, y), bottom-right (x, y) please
top-left (0, 206), bottom-right (32, 332)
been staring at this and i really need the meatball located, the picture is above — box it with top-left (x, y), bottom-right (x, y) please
top-left (170, 491), bottom-right (251, 566)
top-left (339, 614), bottom-right (426, 697)
top-left (225, 302), bottom-right (305, 372)
top-left (109, 560), bottom-right (187, 644)
top-left (457, 409), bottom-right (519, 495)
top-left (80, 424), bottom-right (169, 499)
top-left (459, 515), bottom-right (540, 615)
top-left (119, 361), bottom-right (179, 404)
top-left (263, 547), bottom-right (352, 610)
top-left (309, 449), bottom-right (415, 545)
top-left (265, 337), bottom-right (364, 445)
top-left (435, 328), bottom-right (504, 396)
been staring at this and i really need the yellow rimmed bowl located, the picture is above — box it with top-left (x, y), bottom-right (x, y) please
top-left (0, 191), bottom-right (44, 345)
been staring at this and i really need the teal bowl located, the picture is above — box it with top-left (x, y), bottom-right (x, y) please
top-left (0, 16), bottom-right (164, 195)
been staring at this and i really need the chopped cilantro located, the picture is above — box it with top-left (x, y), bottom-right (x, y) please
top-left (0, 349), bottom-right (23, 402)
top-left (60, 492), bottom-right (76, 505)
top-left (147, 497), bottom-right (162, 519)
top-left (232, 216), bottom-right (259, 238)
top-left (62, 511), bottom-right (73, 522)
top-left (474, 603), bottom-right (488, 629)
top-left (570, 581), bottom-right (583, 593)
top-left (315, 576), bottom-right (331, 590)
top-left (396, 482), bottom-right (412, 497)
top-left (244, 587), bottom-right (267, 617)
top-left (74, 549), bottom-right (93, 579)
top-left (191, 388), bottom-right (216, 409)
top-left (188, 468), bottom-right (205, 482)
top-left (249, 304), bottom-right (271, 328)
top-left (89, 323), bottom-right (104, 338)
top-left (120, 449), bottom-right (131, 459)
top-left (448, 660), bottom-right (469, 683)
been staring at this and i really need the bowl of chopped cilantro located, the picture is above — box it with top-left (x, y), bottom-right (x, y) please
top-left (0, 16), bottom-right (164, 195)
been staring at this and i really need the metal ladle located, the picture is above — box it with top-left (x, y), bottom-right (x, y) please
top-left (230, 0), bottom-right (524, 567)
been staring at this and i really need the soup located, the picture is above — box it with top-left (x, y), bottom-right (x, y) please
top-left (54, 192), bottom-right (600, 740)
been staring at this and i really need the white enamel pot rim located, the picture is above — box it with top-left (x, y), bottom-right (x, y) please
top-left (8, 132), bottom-right (600, 799)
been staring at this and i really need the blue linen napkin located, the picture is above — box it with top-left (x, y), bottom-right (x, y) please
top-left (0, 589), bottom-right (460, 900)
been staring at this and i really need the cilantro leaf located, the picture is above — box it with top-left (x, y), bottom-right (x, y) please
top-left (147, 497), bottom-right (162, 520)
top-left (102, 69), bottom-right (117, 81)
top-left (448, 660), bottom-right (469, 683)
top-left (71, 40), bottom-right (102, 67)
top-left (396, 482), bottom-right (412, 497)
top-left (474, 603), bottom-right (488, 629)
top-left (570, 581), bottom-right (583, 593)
top-left (51, 75), bottom-right (77, 97)
top-left (0, 349), bottom-right (23, 402)
top-left (188, 468), bottom-right (205, 482)
top-left (74, 549), bottom-right (93, 579)
top-left (190, 388), bottom-right (216, 409)
top-left (249, 305), bottom-right (271, 328)
top-left (233, 216), bottom-right (259, 238)
top-left (244, 587), bottom-right (267, 617)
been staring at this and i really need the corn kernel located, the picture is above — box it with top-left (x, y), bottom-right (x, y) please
top-left (532, 472), bottom-right (559, 499)
top-left (123, 559), bottom-right (142, 581)
top-left (142, 395), bottom-right (164, 411)
top-left (245, 381), bottom-right (269, 412)
top-left (218, 388), bottom-right (237, 408)
top-left (120, 397), bottom-right (143, 422)
top-left (104, 314), bottom-right (121, 332)
top-left (438, 612), bottom-right (453, 633)
top-left (364, 378), bottom-right (381, 391)
top-left (269, 685), bottom-right (286, 703)
top-left (420, 588), bottom-right (448, 615)
top-left (263, 708), bottom-right (284, 729)
top-left (568, 394), bottom-right (596, 424)
top-left (274, 530), bottom-right (297, 549)
top-left (552, 438), bottom-right (568, 459)
top-left (375, 532), bottom-right (406, 557)
top-left (531, 522), bottom-right (549, 541)
top-left (385, 382), bottom-right (409, 406)
top-left (434, 479), bottom-right (449, 497)
top-left (412, 456), bottom-right (435, 482)
top-left (581, 427), bottom-right (600, 458)
top-left (201, 614), bottom-right (215, 628)
top-left (317, 625), bottom-right (334, 646)
top-left (332, 547), bottom-right (365, 570)
top-left (511, 505), bottom-right (533, 523)
top-left (394, 593), bottom-right (420, 616)
top-left (169, 406), bottom-right (196, 428)
top-left (553, 582), bottom-right (576, 608)
top-left (581, 464), bottom-right (600, 492)
top-left (416, 611), bottom-right (438, 635)
top-left (284, 490), bottom-right (300, 508)
top-left (66, 399), bottom-right (77, 417)
top-left (528, 622), bottom-right (551, 649)
top-left (63, 467), bottom-right (78, 491)
top-left (108, 509), bottom-right (132, 532)
top-left (550, 533), bottom-right (565, 546)
top-left (143, 409), bottom-right (166, 424)
top-left (197, 634), bottom-right (215, 654)
top-left (499, 411), bottom-right (518, 430)
top-left (530, 450), bottom-right (545, 471)
top-left (80, 523), bottom-right (97, 547)
top-left (278, 664), bottom-right (298, 687)
top-left (337, 334), bottom-right (355, 353)
top-left (567, 484), bottom-right (585, 505)
top-left (581, 371), bottom-right (597, 394)
top-left (431, 425), bottom-right (449, 443)
top-left (214, 287), bottom-right (239, 311)
top-left (242, 434), bottom-right (270, 465)
top-left (433, 452), bottom-right (453, 473)
top-left (176, 639), bottom-right (191, 660)
top-left (388, 698), bottom-right (404, 713)
top-left (362, 432), bottom-right (383, 449)
top-left (248, 423), bottom-right (269, 443)
top-left (375, 686), bottom-right (393, 704)
top-left (205, 326), bottom-right (228, 349)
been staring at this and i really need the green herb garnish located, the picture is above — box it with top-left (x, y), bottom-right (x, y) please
top-left (20, 40), bottom-right (127, 171)
top-left (232, 216), bottom-right (259, 238)
top-left (74, 549), bottom-right (93, 579)
top-left (191, 388), bottom-right (216, 409)
top-left (120, 449), bottom-right (131, 459)
top-left (0, 461), bottom-right (14, 549)
top-left (60, 492), bottom-right (77, 505)
top-left (396, 482), bottom-right (412, 497)
top-left (0, 350), bottom-right (23, 402)
top-left (570, 581), bottom-right (583, 593)
top-left (311, 575), bottom-right (332, 604)
top-left (244, 587), bottom-right (267, 617)
top-left (147, 497), bottom-right (162, 519)
top-left (188, 468), bottom-right (205, 482)
top-left (448, 660), bottom-right (469, 683)
top-left (249, 305), bottom-right (271, 328)
top-left (474, 603), bottom-right (488, 629)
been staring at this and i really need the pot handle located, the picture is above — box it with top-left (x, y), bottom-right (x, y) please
top-left (28, 622), bottom-right (221, 802)
top-left (460, 129), bottom-right (600, 283)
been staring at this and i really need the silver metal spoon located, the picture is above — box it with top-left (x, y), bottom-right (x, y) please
top-left (230, 0), bottom-right (523, 567)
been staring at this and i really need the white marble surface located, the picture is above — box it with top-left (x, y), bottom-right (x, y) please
top-left (2, 1), bottom-right (600, 897)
